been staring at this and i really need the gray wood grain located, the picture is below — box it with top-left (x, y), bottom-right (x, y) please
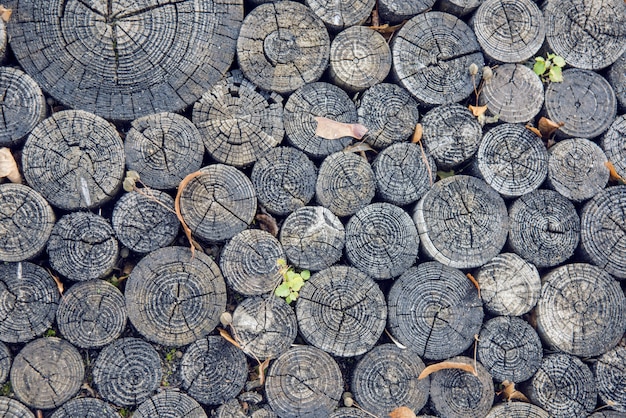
top-left (602, 115), bottom-right (626, 179)
top-left (594, 346), bottom-right (626, 413)
top-left (0, 397), bottom-right (34, 418)
top-left (306, 0), bottom-right (374, 31)
top-left (379, 0), bottom-right (435, 23)
top-left (437, 0), bottom-right (483, 16)
top-left (0, 342), bottom-right (10, 386)
top-left (50, 398), bottom-right (121, 418)
top-left (485, 403), bottom-right (549, 418)
top-left (608, 52), bottom-right (626, 111)
top-left (133, 391), bottom-right (207, 418)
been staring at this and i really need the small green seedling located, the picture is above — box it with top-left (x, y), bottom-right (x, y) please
top-left (533, 53), bottom-right (565, 83)
top-left (44, 328), bottom-right (56, 337)
top-left (274, 259), bottom-right (310, 304)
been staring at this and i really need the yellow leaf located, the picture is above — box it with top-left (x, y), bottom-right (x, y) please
top-left (0, 6), bottom-right (12, 23)
top-left (468, 104), bottom-right (488, 117)
top-left (411, 123), bottom-right (423, 144)
top-left (497, 380), bottom-right (530, 402)
top-left (314, 117), bottom-right (368, 140)
top-left (389, 406), bottom-right (417, 418)
top-left (418, 361), bottom-right (476, 379)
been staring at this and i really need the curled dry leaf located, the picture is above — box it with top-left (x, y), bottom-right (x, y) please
top-left (497, 380), bottom-right (530, 402)
top-left (175, 171), bottom-right (204, 258)
top-left (46, 268), bottom-right (64, 295)
top-left (343, 142), bottom-right (377, 154)
top-left (255, 213), bottom-right (279, 237)
top-left (466, 273), bottom-right (481, 298)
top-left (0, 147), bottom-right (21, 183)
top-left (418, 361), bottom-right (476, 379)
top-left (468, 104), bottom-right (488, 117)
top-left (537, 117), bottom-right (564, 138)
top-left (314, 116), bottom-right (368, 140)
top-left (218, 327), bottom-right (241, 349)
top-left (606, 161), bottom-right (626, 183)
top-left (389, 406), bottom-right (417, 418)
top-left (0, 6), bottom-right (12, 23)
top-left (411, 123), bottom-right (423, 144)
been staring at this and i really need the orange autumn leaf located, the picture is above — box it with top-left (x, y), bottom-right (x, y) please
top-left (605, 161), bottom-right (626, 183)
top-left (468, 104), bottom-right (488, 117)
top-left (389, 406), bottom-right (417, 418)
top-left (174, 171), bottom-right (204, 258)
top-left (525, 125), bottom-right (542, 138)
top-left (411, 123), bottom-right (423, 143)
top-left (314, 116), bottom-right (368, 140)
top-left (537, 116), bottom-right (564, 138)
top-left (418, 361), bottom-right (476, 379)
top-left (466, 273), bottom-right (481, 298)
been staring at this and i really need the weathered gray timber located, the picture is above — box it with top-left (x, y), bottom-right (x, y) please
top-left (296, 265), bottom-right (386, 357)
top-left (133, 391), bottom-right (207, 418)
top-left (472, 0), bottom-right (544, 63)
top-left (10, 337), bottom-right (84, 410)
top-left (478, 64), bottom-right (544, 123)
top-left (251, 147), bottom-right (317, 216)
top-left (180, 336), bottom-right (248, 405)
top-left (392, 12), bottom-right (484, 105)
top-left (329, 26), bottom-right (391, 93)
top-left (50, 398), bottom-right (121, 418)
top-left (345, 203), bottom-right (419, 279)
top-left (124, 112), bottom-right (204, 190)
top-left (92, 337), bottom-right (161, 408)
top-left (545, 69), bottom-right (617, 139)
top-left (594, 346), bottom-right (626, 412)
top-left (387, 262), bottom-right (483, 360)
top-left (47, 212), bottom-right (119, 281)
top-left (316, 152), bottom-right (375, 217)
top-left (413, 175), bottom-right (508, 269)
top-left (0, 67), bottom-right (45, 147)
top-left (179, 164), bottom-right (257, 243)
top-left (6, 0), bottom-right (243, 120)
top-left (265, 345), bottom-right (343, 417)
top-left (56, 279), bottom-right (127, 349)
top-left (527, 353), bottom-right (597, 418)
top-left (0, 262), bottom-right (59, 343)
top-left (475, 252), bottom-right (540, 316)
top-left (22, 110), bottom-right (124, 210)
top-left (372, 143), bottom-right (435, 206)
top-left (280, 206), bottom-right (345, 271)
top-left (508, 189), bottom-right (580, 268)
top-left (231, 295), bottom-right (297, 360)
top-left (357, 83), bottom-right (420, 150)
top-left (306, 0), bottom-right (374, 31)
top-left (608, 53), bottom-right (626, 111)
top-left (475, 123), bottom-right (548, 198)
top-left (237, 1), bottom-right (330, 94)
top-left (284, 82), bottom-right (357, 159)
top-left (220, 230), bottom-right (284, 296)
top-left (111, 189), bottom-right (179, 254)
top-left (580, 185), bottom-right (626, 279)
top-left (0, 342), bottom-right (10, 385)
top-left (477, 316), bottom-right (542, 383)
top-left (351, 344), bottom-right (429, 416)
top-left (192, 70), bottom-right (284, 167)
top-left (0, 184), bottom-right (55, 262)
top-left (589, 412), bottom-right (626, 418)
top-left (437, 0), bottom-right (483, 16)
top-left (602, 115), bottom-right (626, 179)
top-left (485, 403), bottom-right (550, 418)
top-left (329, 408), bottom-right (371, 418)
top-left (548, 138), bottom-right (609, 202)
top-left (379, 0), bottom-right (435, 23)
top-left (543, 0), bottom-right (626, 70)
top-left (0, 397), bottom-right (34, 418)
top-left (536, 263), bottom-right (626, 357)
top-left (429, 356), bottom-right (494, 418)
top-left (125, 247), bottom-right (227, 346)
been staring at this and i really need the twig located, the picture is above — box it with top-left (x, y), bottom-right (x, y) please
top-left (174, 171), bottom-right (204, 258)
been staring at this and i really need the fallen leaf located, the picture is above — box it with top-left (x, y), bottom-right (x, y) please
top-left (389, 406), bottom-right (417, 418)
top-left (0, 148), bottom-right (21, 183)
top-left (606, 161), bottom-right (626, 183)
top-left (384, 328), bottom-right (407, 349)
top-left (175, 171), bottom-right (204, 258)
top-left (0, 6), bottom-right (12, 22)
top-left (418, 361), bottom-right (476, 379)
top-left (218, 327), bottom-right (241, 349)
top-left (497, 380), bottom-right (530, 402)
top-left (46, 268), bottom-right (64, 295)
top-left (437, 170), bottom-right (455, 180)
top-left (466, 273), bottom-right (481, 298)
top-left (525, 125), bottom-right (542, 138)
top-left (370, 22), bottom-right (406, 34)
top-left (314, 117), bottom-right (368, 140)
top-left (258, 357), bottom-right (270, 386)
top-left (255, 213), bottom-right (279, 237)
top-left (537, 117), bottom-right (564, 138)
top-left (468, 104), bottom-right (488, 117)
top-left (411, 123), bottom-right (423, 144)
top-left (343, 142), bottom-right (377, 154)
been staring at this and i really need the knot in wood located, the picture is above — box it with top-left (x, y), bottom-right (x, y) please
top-left (264, 30), bottom-right (299, 65)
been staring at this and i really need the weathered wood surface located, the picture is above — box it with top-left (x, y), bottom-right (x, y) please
top-left (329, 408), bottom-right (371, 418)
top-left (306, 0), bottom-right (374, 32)
top-left (608, 52), bottom-right (626, 111)
top-left (0, 67), bottom-right (45, 147)
top-left (437, 0), bottom-right (483, 16)
top-left (0, 341), bottom-right (10, 385)
top-left (379, 0), bottom-right (435, 23)
top-left (133, 391), bottom-right (207, 418)
top-left (0, 397), bottom-right (34, 418)
top-left (594, 346), bottom-right (626, 413)
top-left (602, 115), bottom-right (626, 179)
top-left (49, 397), bottom-right (121, 418)
top-left (485, 403), bottom-right (549, 418)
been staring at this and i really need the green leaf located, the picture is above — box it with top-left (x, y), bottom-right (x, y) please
top-left (437, 170), bottom-right (455, 180)
top-left (549, 66), bottom-right (563, 82)
top-left (534, 57), bottom-right (545, 62)
top-left (290, 276), bottom-right (305, 292)
top-left (275, 283), bottom-right (290, 297)
top-left (552, 55), bottom-right (565, 67)
top-left (547, 53), bottom-right (556, 60)
top-left (286, 270), bottom-right (297, 281)
top-left (533, 60), bottom-right (546, 76)
top-left (300, 270), bottom-right (311, 280)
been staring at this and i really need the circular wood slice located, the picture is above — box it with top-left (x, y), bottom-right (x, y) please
top-left (125, 246), bottom-right (227, 346)
top-left (508, 189), bottom-right (580, 268)
top-left (413, 175), bottom-right (508, 269)
top-left (0, 341), bottom-right (10, 385)
top-left (387, 262), bottom-right (483, 360)
top-left (345, 203), bottom-right (419, 279)
top-left (296, 265), bottom-right (386, 357)
top-left (92, 337), bottom-right (161, 408)
top-left (316, 152), bottom-right (375, 217)
top-left (429, 356), bottom-right (494, 418)
top-left (437, 0), bottom-right (483, 16)
top-left (179, 164), bottom-right (257, 243)
top-left (50, 397), bottom-right (121, 418)
top-left (265, 345), bottom-right (343, 417)
top-left (0, 262), bottom-right (59, 343)
top-left (0, 67), bottom-right (46, 147)
top-left (11, 337), bottom-right (84, 410)
top-left (543, 0), bottom-right (626, 70)
top-left (220, 230), bottom-right (284, 296)
top-left (329, 26), bottom-right (391, 92)
top-left (0, 397), bottom-right (34, 418)
top-left (251, 146), bottom-right (317, 216)
top-left (602, 115), bottom-right (626, 179)
top-left (536, 263), bottom-right (626, 357)
top-left (192, 69), bottom-right (284, 168)
top-left (357, 83), bottom-right (420, 150)
top-left (392, 12), bottom-right (484, 105)
top-left (589, 412), bottom-right (626, 418)
top-left (56, 279), bottom-right (126, 349)
top-left (595, 346), bottom-right (626, 412)
top-left (0, 184), bottom-right (55, 262)
top-left (580, 185), bottom-right (626, 279)
top-left (351, 344), bottom-right (429, 416)
top-left (545, 68), bottom-right (617, 139)
top-left (472, 0), bottom-right (544, 63)
top-left (133, 390), bottom-right (207, 418)
top-left (478, 64), bottom-right (544, 123)
top-left (212, 399), bottom-right (248, 417)
top-left (485, 403), bottom-right (549, 418)
top-left (7, 0), bottom-right (243, 120)
top-left (284, 82), bottom-right (357, 159)
top-left (527, 353), bottom-right (597, 418)
top-left (379, 0), bottom-right (435, 23)
top-left (232, 295), bottom-right (298, 360)
top-left (330, 408), bottom-right (371, 418)
top-left (22, 110), bottom-right (124, 210)
top-left (421, 104), bottom-right (482, 170)
top-left (237, 1), bottom-right (329, 94)
top-left (124, 112), bottom-right (204, 190)
top-left (180, 335), bottom-right (247, 405)
top-left (47, 211), bottom-right (119, 281)
top-left (608, 53), bottom-right (626, 111)
top-left (548, 138), bottom-right (609, 202)
top-left (476, 123), bottom-right (548, 198)
top-left (306, 0), bottom-right (374, 31)
top-left (475, 252), bottom-right (541, 316)
top-left (280, 206), bottom-right (345, 271)
top-left (372, 142), bottom-right (436, 206)
top-left (477, 316), bottom-right (542, 383)
top-left (112, 189), bottom-right (179, 254)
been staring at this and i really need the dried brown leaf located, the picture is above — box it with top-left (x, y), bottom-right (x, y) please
top-left (258, 357), bottom-right (270, 386)
top-left (343, 142), bottom-right (377, 154)
top-left (466, 273), bottom-right (481, 298)
top-left (0, 147), bottom-right (21, 183)
top-left (371, 22), bottom-right (406, 34)
top-left (0, 6), bottom-right (12, 23)
top-left (411, 123), bottom-right (423, 144)
top-left (218, 327), bottom-right (241, 349)
top-left (314, 117), bottom-right (368, 140)
top-left (175, 171), bottom-right (204, 258)
top-left (525, 125), bottom-right (542, 138)
top-left (468, 104), bottom-right (488, 117)
top-left (418, 361), bottom-right (476, 379)
top-left (497, 380), bottom-right (530, 402)
top-left (255, 213), bottom-right (279, 237)
top-left (46, 268), bottom-right (64, 295)
top-left (389, 406), bottom-right (417, 418)
top-left (606, 161), bottom-right (626, 183)
top-left (537, 117), bottom-right (564, 138)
